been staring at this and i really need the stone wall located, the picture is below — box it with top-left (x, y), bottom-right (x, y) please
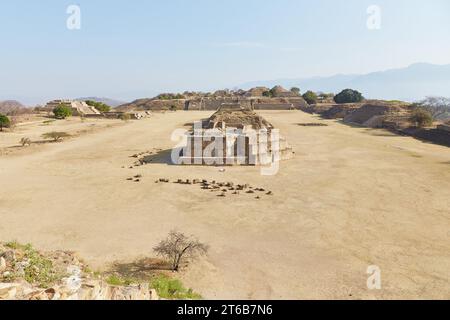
top-left (119, 96), bottom-right (308, 112)
top-left (186, 98), bottom-right (253, 111)
top-left (253, 103), bottom-right (294, 110)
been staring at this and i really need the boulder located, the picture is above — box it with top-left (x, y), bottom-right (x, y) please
top-left (0, 283), bottom-right (19, 300)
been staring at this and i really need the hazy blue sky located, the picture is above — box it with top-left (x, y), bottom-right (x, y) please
top-left (1, 0), bottom-right (449, 104)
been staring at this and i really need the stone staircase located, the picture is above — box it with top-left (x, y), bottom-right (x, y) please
top-left (72, 101), bottom-right (101, 116)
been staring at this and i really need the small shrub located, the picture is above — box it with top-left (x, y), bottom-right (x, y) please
top-left (119, 113), bottom-right (131, 121)
top-left (414, 96), bottom-right (450, 121)
top-left (42, 131), bottom-right (71, 142)
top-left (410, 108), bottom-right (433, 128)
top-left (334, 89), bottom-right (364, 104)
top-left (106, 275), bottom-right (137, 286)
top-left (5, 240), bottom-right (23, 250)
top-left (156, 93), bottom-right (185, 100)
top-left (150, 275), bottom-right (202, 300)
top-left (0, 113), bottom-right (11, 131)
top-left (53, 104), bottom-right (72, 119)
top-left (20, 137), bottom-right (32, 146)
top-left (262, 87), bottom-right (278, 98)
top-left (262, 90), bottom-right (272, 98)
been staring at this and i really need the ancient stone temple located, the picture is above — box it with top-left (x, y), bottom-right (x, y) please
top-left (177, 104), bottom-right (294, 166)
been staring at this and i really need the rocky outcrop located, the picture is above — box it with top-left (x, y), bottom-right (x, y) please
top-left (0, 279), bottom-right (159, 300)
top-left (0, 243), bottom-right (159, 301)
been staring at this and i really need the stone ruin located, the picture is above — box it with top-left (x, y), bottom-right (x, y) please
top-left (178, 103), bottom-right (294, 166)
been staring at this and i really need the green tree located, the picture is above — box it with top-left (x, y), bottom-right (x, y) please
top-left (302, 91), bottom-right (318, 105)
top-left (290, 87), bottom-right (301, 96)
top-left (0, 114), bottom-right (11, 131)
top-left (410, 108), bottom-right (433, 128)
top-left (262, 90), bottom-right (272, 98)
top-left (334, 89), bottom-right (364, 104)
top-left (53, 104), bottom-right (73, 119)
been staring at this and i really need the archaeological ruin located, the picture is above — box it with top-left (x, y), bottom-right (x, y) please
top-left (177, 103), bottom-right (294, 166)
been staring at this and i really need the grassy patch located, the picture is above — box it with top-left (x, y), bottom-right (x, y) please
top-left (5, 240), bottom-right (24, 250)
top-left (21, 244), bottom-right (60, 287)
top-left (105, 274), bottom-right (138, 286)
top-left (2, 243), bottom-right (61, 287)
top-left (104, 272), bottom-right (202, 300)
top-left (150, 275), bottom-right (202, 300)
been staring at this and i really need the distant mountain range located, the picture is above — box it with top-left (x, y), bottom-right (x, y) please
top-left (239, 63), bottom-right (450, 102)
top-left (75, 97), bottom-right (126, 108)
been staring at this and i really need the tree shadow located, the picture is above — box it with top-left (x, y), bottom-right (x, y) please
top-left (107, 258), bottom-right (172, 281)
top-left (141, 149), bottom-right (177, 165)
top-left (336, 119), bottom-right (365, 128)
top-left (296, 123), bottom-right (328, 127)
top-left (6, 139), bottom-right (59, 149)
top-left (363, 128), bottom-right (400, 137)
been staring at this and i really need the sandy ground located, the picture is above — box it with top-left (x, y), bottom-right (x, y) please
top-left (0, 111), bottom-right (449, 300)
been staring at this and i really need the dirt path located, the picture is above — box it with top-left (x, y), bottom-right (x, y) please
top-left (0, 111), bottom-right (449, 299)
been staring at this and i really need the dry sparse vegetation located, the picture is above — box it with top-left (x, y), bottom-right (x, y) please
top-left (1, 242), bottom-right (61, 288)
top-left (19, 137), bottom-right (31, 147)
top-left (154, 231), bottom-right (208, 272)
top-left (119, 113), bottom-right (131, 121)
top-left (42, 131), bottom-right (71, 142)
top-left (410, 108), bottom-right (433, 128)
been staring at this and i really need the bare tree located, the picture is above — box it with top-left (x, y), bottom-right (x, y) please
top-left (154, 231), bottom-right (208, 272)
top-left (415, 97), bottom-right (450, 121)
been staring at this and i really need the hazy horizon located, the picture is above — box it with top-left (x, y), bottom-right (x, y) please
top-left (1, 0), bottom-right (450, 105)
